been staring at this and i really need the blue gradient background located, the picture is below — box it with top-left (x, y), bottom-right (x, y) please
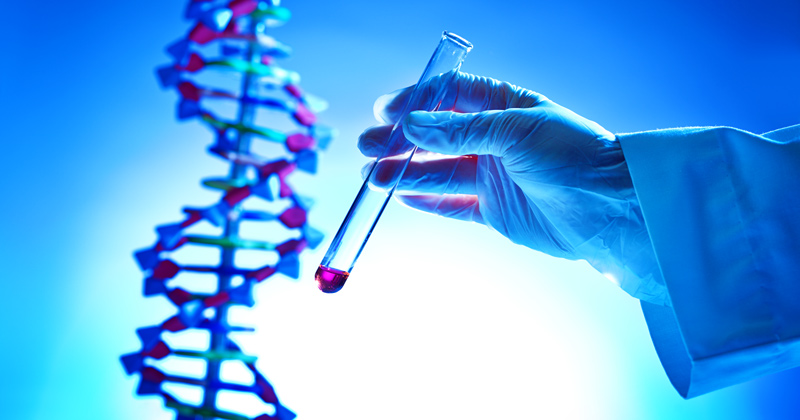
top-left (2, 1), bottom-right (799, 419)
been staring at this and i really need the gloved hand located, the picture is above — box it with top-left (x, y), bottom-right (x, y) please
top-left (359, 72), bottom-right (667, 304)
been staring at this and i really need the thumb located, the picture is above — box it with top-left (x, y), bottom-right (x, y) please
top-left (403, 109), bottom-right (523, 157)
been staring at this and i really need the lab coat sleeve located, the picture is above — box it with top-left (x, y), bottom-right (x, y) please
top-left (617, 124), bottom-right (800, 398)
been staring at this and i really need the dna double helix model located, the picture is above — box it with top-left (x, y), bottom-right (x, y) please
top-left (121, 1), bottom-right (332, 419)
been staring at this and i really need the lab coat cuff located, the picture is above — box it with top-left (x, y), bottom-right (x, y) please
top-left (618, 126), bottom-right (800, 398)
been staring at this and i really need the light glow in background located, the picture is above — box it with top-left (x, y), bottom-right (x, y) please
top-left (1, 0), bottom-right (799, 419)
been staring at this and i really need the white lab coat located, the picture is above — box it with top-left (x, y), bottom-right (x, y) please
top-left (617, 124), bottom-right (800, 398)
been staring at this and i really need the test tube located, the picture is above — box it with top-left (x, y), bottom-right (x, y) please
top-left (316, 31), bottom-right (473, 293)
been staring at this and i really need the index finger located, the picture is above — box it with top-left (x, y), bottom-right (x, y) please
top-left (373, 71), bottom-right (548, 124)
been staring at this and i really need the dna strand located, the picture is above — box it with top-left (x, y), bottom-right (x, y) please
top-left (121, 1), bottom-right (332, 419)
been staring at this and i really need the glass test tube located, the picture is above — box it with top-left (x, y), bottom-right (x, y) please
top-left (316, 31), bottom-right (473, 293)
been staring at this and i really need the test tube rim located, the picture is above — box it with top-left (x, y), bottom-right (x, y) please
top-left (442, 31), bottom-right (474, 51)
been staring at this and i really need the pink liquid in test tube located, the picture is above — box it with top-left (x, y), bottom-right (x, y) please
top-left (315, 265), bottom-right (350, 293)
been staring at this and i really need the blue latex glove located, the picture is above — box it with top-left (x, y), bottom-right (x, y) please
top-left (359, 72), bottom-right (667, 304)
